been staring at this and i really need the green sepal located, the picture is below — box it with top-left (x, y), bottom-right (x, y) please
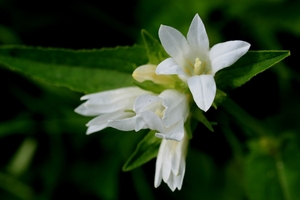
top-left (122, 130), bottom-right (161, 171)
top-left (184, 114), bottom-right (199, 139)
top-left (212, 89), bottom-right (227, 109)
top-left (192, 107), bottom-right (214, 132)
top-left (215, 50), bottom-right (290, 91)
top-left (141, 30), bottom-right (169, 65)
top-left (132, 79), bottom-right (168, 94)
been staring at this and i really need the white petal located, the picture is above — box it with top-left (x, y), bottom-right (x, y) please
top-left (86, 111), bottom-right (134, 134)
top-left (156, 58), bottom-right (186, 77)
top-left (140, 111), bottom-right (165, 133)
top-left (167, 174), bottom-right (176, 192)
top-left (160, 90), bottom-right (189, 127)
top-left (80, 87), bottom-right (145, 102)
top-left (86, 125), bottom-right (107, 135)
top-left (74, 104), bottom-right (96, 116)
top-left (171, 142), bottom-right (183, 176)
top-left (76, 87), bottom-right (148, 116)
top-left (155, 119), bottom-right (184, 141)
top-left (159, 25), bottom-right (190, 66)
top-left (133, 94), bottom-right (162, 113)
top-left (84, 98), bottom-right (135, 115)
top-left (162, 147), bottom-right (172, 182)
top-left (187, 75), bottom-right (216, 112)
top-left (107, 116), bottom-right (137, 131)
top-left (154, 167), bottom-right (162, 188)
top-left (209, 40), bottom-right (250, 74)
top-left (187, 14), bottom-right (209, 55)
top-left (175, 160), bottom-right (186, 190)
top-left (154, 139), bottom-right (164, 188)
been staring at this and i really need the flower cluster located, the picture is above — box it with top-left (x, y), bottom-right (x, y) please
top-left (75, 14), bottom-right (250, 191)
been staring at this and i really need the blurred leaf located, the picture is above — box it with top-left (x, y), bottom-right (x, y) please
top-left (215, 50), bottom-right (290, 91)
top-left (245, 134), bottom-right (300, 200)
top-left (0, 116), bottom-right (34, 138)
top-left (141, 30), bottom-right (168, 64)
top-left (245, 138), bottom-right (284, 200)
top-left (280, 134), bottom-right (300, 200)
top-left (0, 25), bottom-right (22, 45)
top-left (6, 137), bottom-right (37, 177)
top-left (0, 171), bottom-right (35, 200)
top-left (0, 45), bottom-right (148, 94)
top-left (122, 130), bottom-right (160, 171)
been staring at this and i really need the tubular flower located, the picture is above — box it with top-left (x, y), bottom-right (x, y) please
top-left (109, 89), bottom-right (189, 141)
top-left (156, 14), bottom-right (250, 111)
top-left (75, 87), bottom-right (151, 134)
top-left (155, 131), bottom-right (188, 191)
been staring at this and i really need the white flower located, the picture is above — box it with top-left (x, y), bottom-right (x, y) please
top-left (156, 14), bottom-right (250, 112)
top-left (109, 89), bottom-right (189, 141)
top-left (75, 87), bottom-right (150, 134)
top-left (154, 131), bottom-right (188, 191)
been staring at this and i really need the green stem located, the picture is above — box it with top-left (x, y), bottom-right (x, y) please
top-left (274, 153), bottom-right (291, 200)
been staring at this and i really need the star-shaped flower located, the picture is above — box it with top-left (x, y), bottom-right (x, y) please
top-left (156, 14), bottom-right (250, 111)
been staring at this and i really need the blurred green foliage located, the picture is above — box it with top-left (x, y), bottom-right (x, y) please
top-left (0, 0), bottom-right (299, 200)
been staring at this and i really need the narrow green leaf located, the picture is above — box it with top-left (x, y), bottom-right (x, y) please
top-left (141, 30), bottom-right (168, 65)
top-left (0, 45), bottom-right (148, 93)
top-left (193, 107), bottom-right (214, 132)
top-left (184, 115), bottom-right (199, 139)
top-left (122, 130), bottom-right (161, 171)
top-left (215, 50), bottom-right (290, 91)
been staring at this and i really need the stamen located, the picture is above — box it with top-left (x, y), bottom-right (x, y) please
top-left (155, 109), bottom-right (164, 117)
top-left (193, 58), bottom-right (202, 75)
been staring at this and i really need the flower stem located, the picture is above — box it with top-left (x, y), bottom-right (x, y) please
top-left (274, 152), bottom-right (291, 200)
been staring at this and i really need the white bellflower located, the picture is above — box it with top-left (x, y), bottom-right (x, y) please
top-left (156, 14), bottom-right (250, 111)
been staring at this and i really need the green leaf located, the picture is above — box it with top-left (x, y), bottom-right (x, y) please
top-left (192, 107), bottom-right (214, 132)
top-left (141, 30), bottom-right (168, 65)
top-left (122, 130), bottom-right (161, 171)
top-left (215, 50), bottom-right (290, 91)
top-left (0, 45), bottom-right (148, 93)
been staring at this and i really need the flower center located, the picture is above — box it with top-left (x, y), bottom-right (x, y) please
top-left (193, 58), bottom-right (202, 75)
top-left (186, 58), bottom-right (207, 76)
top-left (192, 57), bottom-right (211, 75)
top-left (155, 108), bottom-right (165, 118)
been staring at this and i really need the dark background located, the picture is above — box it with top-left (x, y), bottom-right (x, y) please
top-left (0, 0), bottom-right (299, 199)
